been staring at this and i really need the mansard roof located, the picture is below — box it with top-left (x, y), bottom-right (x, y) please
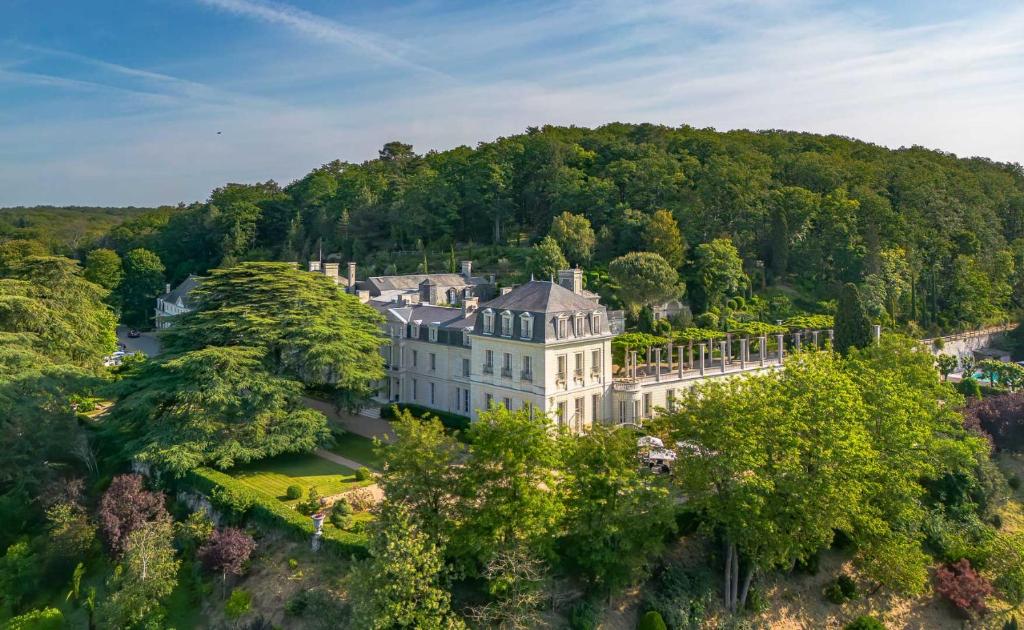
top-left (366, 273), bottom-right (486, 294)
top-left (481, 280), bottom-right (601, 314)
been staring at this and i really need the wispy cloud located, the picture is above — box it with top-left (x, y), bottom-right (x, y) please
top-left (194, 0), bottom-right (451, 79)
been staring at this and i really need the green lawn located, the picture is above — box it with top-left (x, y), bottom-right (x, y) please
top-left (227, 453), bottom-right (361, 502)
top-left (327, 432), bottom-right (385, 470)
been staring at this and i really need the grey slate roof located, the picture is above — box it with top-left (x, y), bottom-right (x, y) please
top-left (365, 273), bottom-right (485, 294)
top-left (160, 275), bottom-right (203, 309)
top-left (481, 280), bottom-right (600, 314)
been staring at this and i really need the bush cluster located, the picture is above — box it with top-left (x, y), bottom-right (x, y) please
top-left (845, 615), bottom-right (886, 630)
top-left (640, 563), bottom-right (713, 629)
top-left (935, 559), bottom-right (992, 616)
top-left (380, 402), bottom-right (470, 432)
top-left (824, 574), bottom-right (858, 604)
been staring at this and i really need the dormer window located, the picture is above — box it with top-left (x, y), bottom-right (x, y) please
top-left (557, 316), bottom-right (569, 339)
top-left (500, 311), bottom-right (513, 338)
top-left (428, 325), bottom-right (438, 342)
top-left (591, 312), bottom-right (601, 334)
top-left (574, 313), bottom-right (586, 336)
top-left (410, 323), bottom-right (420, 339)
top-left (520, 313), bottom-right (534, 339)
top-left (483, 309), bottom-right (495, 335)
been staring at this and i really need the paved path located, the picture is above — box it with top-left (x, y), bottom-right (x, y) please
top-left (313, 448), bottom-right (366, 470)
top-left (116, 326), bottom-right (162, 357)
top-left (302, 396), bottom-right (395, 441)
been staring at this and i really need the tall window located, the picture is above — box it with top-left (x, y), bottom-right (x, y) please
top-left (591, 349), bottom-right (602, 375)
top-left (412, 379), bottom-right (418, 400)
top-left (463, 388), bottom-right (470, 411)
top-left (410, 324), bottom-right (420, 339)
top-left (557, 317), bottom-right (568, 339)
top-left (522, 355), bottom-right (532, 380)
top-left (429, 353), bottom-right (436, 371)
top-left (484, 349), bottom-right (494, 373)
top-left (503, 397), bottom-right (512, 410)
top-left (557, 401), bottom-right (567, 426)
top-left (520, 313), bottom-right (534, 339)
top-left (574, 352), bottom-right (584, 377)
top-left (592, 394), bottom-right (600, 422)
top-left (575, 313), bottom-right (585, 336)
top-left (557, 355), bottom-right (567, 381)
top-left (643, 393), bottom-right (652, 418)
top-left (485, 393), bottom-right (494, 409)
top-left (502, 352), bottom-right (512, 377)
top-left (462, 358), bottom-right (470, 377)
top-left (412, 350), bottom-right (418, 367)
top-left (430, 382), bottom-right (436, 405)
top-left (591, 312), bottom-right (601, 333)
top-left (500, 311), bottom-right (513, 338)
top-left (574, 397), bottom-right (584, 426)
top-left (428, 326), bottom-right (438, 342)
top-left (483, 310), bottom-right (494, 334)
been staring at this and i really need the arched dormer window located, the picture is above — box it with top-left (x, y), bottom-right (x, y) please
top-left (574, 312), bottom-right (586, 336)
top-left (482, 309), bottom-right (495, 335)
top-left (500, 310), bottom-right (513, 338)
top-left (410, 322), bottom-right (421, 339)
top-left (520, 313), bottom-right (534, 339)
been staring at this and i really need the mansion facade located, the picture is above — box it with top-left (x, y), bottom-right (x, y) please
top-left (338, 261), bottom-right (809, 430)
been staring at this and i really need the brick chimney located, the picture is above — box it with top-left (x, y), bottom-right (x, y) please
top-left (347, 262), bottom-right (356, 290)
top-left (322, 262), bottom-right (339, 280)
top-left (460, 260), bottom-right (473, 279)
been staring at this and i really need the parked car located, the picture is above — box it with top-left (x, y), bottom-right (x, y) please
top-left (127, 329), bottom-right (141, 338)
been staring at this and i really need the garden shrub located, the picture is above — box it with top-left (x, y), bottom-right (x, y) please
top-left (355, 466), bottom-right (372, 482)
top-left (638, 610), bottom-right (668, 630)
top-left (4, 607), bottom-right (64, 630)
top-left (1010, 475), bottom-right (1021, 491)
top-left (845, 615), bottom-right (886, 630)
top-left (935, 559), bottom-right (992, 616)
top-left (641, 563), bottom-right (713, 629)
top-left (381, 403), bottom-right (470, 432)
top-left (297, 487), bottom-right (322, 516)
top-left (284, 587), bottom-right (351, 628)
top-left (329, 511), bottom-right (353, 530)
top-left (285, 485), bottom-right (302, 500)
top-left (958, 377), bottom-right (983, 400)
top-left (989, 532), bottom-right (1024, 605)
top-left (824, 574), bottom-right (858, 604)
top-left (225, 588), bottom-right (252, 619)
top-left (922, 510), bottom-right (995, 567)
top-left (794, 552), bottom-right (820, 575)
top-left (569, 597), bottom-right (601, 630)
top-left (964, 392), bottom-right (1024, 451)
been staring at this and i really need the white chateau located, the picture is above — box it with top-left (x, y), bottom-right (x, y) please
top-left (325, 260), bottom-right (825, 430)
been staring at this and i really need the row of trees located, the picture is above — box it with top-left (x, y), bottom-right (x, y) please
top-left (352, 335), bottom-right (996, 626)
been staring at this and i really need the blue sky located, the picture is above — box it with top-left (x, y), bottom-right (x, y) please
top-left (1, 0), bottom-right (1022, 206)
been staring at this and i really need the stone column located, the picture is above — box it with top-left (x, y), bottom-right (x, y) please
top-left (812, 330), bottom-right (820, 348)
top-left (678, 346), bottom-right (685, 378)
top-left (655, 348), bottom-right (662, 382)
top-left (776, 333), bottom-right (785, 364)
top-left (726, 334), bottom-right (733, 364)
top-left (759, 336), bottom-right (767, 367)
top-left (740, 338), bottom-right (748, 369)
top-left (827, 329), bottom-right (834, 346)
top-left (688, 343), bottom-right (694, 370)
top-left (719, 340), bottom-right (728, 373)
top-left (698, 344), bottom-right (706, 376)
top-left (794, 331), bottom-right (802, 351)
top-left (873, 324), bottom-right (882, 343)
top-left (666, 342), bottom-right (674, 373)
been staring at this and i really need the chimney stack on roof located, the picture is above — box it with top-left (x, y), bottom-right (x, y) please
top-left (463, 296), bottom-right (479, 318)
top-left (347, 262), bottom-right (356, 291)
top-left (500, 286), bottom-right (513, 295)
top-left (460, 260), bottom-right (472, 279)
top-left (165, 283), bottom-right (171, 295)
top-left (557, 267), bottom-right (584, 295)
top-left (308, 260), bottom-right (321, 272)
top-left (322, 262), bottom-right (339, 280)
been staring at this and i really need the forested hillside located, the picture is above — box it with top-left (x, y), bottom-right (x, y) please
top-left (97, 123), bottom-right (1024, 334)
top-left (0, 206), bottom-right (163, 254)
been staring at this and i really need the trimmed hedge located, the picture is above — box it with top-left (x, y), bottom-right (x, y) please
top-left (182, 467), bottom-right (368, 557)
top-left (381, 402), bottom-right (471, 432)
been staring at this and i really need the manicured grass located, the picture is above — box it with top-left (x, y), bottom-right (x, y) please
top-left (227, 453), bottom-right (360, 502)
top-left (327, 432), bottom-right (384, 469)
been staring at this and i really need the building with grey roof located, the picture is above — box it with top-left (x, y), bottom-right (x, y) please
top-left (154, 275), bottom-right (203, 329)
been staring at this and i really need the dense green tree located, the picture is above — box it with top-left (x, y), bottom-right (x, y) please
top-left (643, 209), bottom-right (686, 268)
top-left (97, 520), bottom-right (179, 629)
top-left (117, 248), bottom-right (165, 328)
top-left (527, 236), bottom-right (569, 280)
top-left (0, 239), bottom-right (47, 275)
top-left (83, 248), bottom-right (123, 290)
top-left (455, 406), bottom-right (563, 568)
top-left (349, 501), bottom-right (465, 630)
top-left (376, 411), bottom-right (464, 542)
top-left (161, 262), bottom-right (384, 410)
top-left (559, 426), bottom-right (676, 593)
top-left (608, 251), bottom-right (683, 316)
top-left (110, 346), bottom-right (331, 475)
top-left (834, 283), bottom-right (873, 354)
top-left (690, 237), bottom-right (746, 312)
top-left (548, 212), bottom-right (596, 266)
